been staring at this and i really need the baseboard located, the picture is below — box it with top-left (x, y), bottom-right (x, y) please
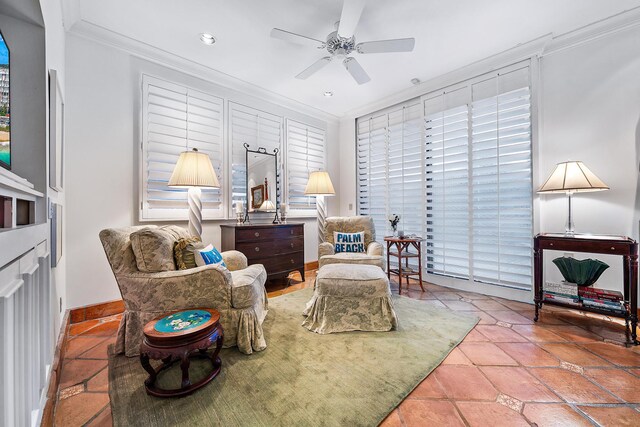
top-left (304, 261), bottom-right (319, 271)
top-left (69, 262), bottom-right (319, 324)
top-left (70, 299), bottom-right (125, 324)
top-left (40, 310), bottom-right (70, 427)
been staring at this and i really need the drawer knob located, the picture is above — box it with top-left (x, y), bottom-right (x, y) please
top-left (549, 243), bottom-right (554, 246)
top-left (291, 259), bottom-right (295, 264)
top-left (255, 232), bottom-right (260, 237)
top-left (290, 242), bottom-right (294, 248)
top-left (290, 230), bottom-right (294, 235)
top-left (611, 247), bottom-right (615, 250)
top-left (255, 247), bottom-right (260, 252)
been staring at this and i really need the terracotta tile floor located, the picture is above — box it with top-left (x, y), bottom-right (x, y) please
top-left (51, 271), bottom-right (640, 426)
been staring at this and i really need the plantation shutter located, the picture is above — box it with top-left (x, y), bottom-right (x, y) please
top-left (357, 101), bottom-right (423, 252)
top-left (230, 103), bottom-right (283, 211)
top-left (471, 67), bottom-right (533, 288)
top-left (141, 75), bottom-right (224, 220)
top-left (357, 62), bottom-right (533, 291)
top-left (286, 120), bottom-right (326, 212)
top-left (357, 112), bottom-right (390, 244)
top-left (388, 102), bottom-right (423, 238)
top-left (424, 88), bottom-right (471, 279)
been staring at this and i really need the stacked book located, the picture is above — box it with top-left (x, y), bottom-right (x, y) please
top-left (579, 287), bottom-right (626, 314)
top-left (543, 281), bottom-right (580, 306)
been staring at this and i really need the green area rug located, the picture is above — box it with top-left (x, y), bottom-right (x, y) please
top-left (109, 288), bottom-right (477, 427)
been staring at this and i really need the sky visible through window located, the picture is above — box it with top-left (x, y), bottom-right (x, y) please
top-left (0, 32), bottom-right (9, 169)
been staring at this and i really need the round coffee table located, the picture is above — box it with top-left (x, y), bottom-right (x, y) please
top-left (140, 308), bottom-right (223, 397)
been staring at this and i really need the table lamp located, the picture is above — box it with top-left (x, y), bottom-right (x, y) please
top-left (168, 148), bottom-right (220, 239)
top-left (537, 161), bottom-right (609, 235)
top-left (304, 170), bottom-right (335, 243)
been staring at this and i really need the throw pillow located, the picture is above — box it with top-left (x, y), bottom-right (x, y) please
top-left (174, 237), bottom-right (206, 270)
top-left (130, 225), bottom-right (194, 272)
top-left (334, 231), bottom-right (366, 253)
top-left (194, 244), bottom-right (227, 268)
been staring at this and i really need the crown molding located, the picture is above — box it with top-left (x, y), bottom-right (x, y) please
top-left (67, 19), bottom-right (340, 123)
top-left (66, 6), bottom-right (640, 122)
top-left (544, 6), bottom-right (640, 56)
top-left (342, 35), bottom-right (551, 119)
top-left (60, 0), bottom-right (81, 31)
top-left (343, 6), bottom-right (640, 119)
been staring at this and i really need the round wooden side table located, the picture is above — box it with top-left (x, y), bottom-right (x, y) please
top-left (140, 308), bottom-right (223, 398)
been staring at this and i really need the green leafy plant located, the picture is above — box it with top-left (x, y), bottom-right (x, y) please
top-left (552, 257), bottom-right (609, 287)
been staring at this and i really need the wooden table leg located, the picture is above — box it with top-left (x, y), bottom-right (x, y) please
top-left (140, 353), bottom-right (156, 386)
top-left (180, 352), bottom-right (191, 388)
top-left (533, 241), bottom-right (542, 322)
top-left (386, 241), bottom-right (391, 282)
top-left (397, 242), bottom-right (403, 294)
top-left (627, 251), bottom-right (638, 344)
top-left (414, 241), bottom-right (424, 292)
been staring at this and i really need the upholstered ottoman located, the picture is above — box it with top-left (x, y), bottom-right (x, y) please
top-left (302, 264), bottom-right (398, 334)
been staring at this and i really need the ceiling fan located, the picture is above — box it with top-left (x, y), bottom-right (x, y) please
top-left (271, 0), bottom-right (415, 85)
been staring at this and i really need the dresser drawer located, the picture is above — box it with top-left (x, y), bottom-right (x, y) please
top-left (252, 252), bottom-right (304, 274)
top-left (235, 225), bottom-right (303, 242)
top-left (237, 237), bottom-right (304, 259)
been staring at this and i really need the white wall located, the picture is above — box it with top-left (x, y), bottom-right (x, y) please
top-left (338, 117), bottom-right (356, 217)
top-left (64, 33), bottom-right (339, 309)
top-left (538, 24), bottom-right (640, 288)
top-left (40, 0), bottom-right (66, 330)
top-left (338, 23), bottom-right (640, 295)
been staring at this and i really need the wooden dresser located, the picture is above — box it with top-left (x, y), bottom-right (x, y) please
top-left (220, 223), bottom-right (305, 282)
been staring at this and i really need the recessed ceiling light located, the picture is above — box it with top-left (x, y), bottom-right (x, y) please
top-left (323, 91), bottom-right (334, 97)
top-left (200, 33), bottom-right (216, 45)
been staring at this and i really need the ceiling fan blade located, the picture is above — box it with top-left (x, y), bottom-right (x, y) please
top-left (337, 0), bottom-right (366, 38)
top-left (356, 38), bottom-right (416, 54)
top-left (343, 57), bottom-right (370, 85)
top-left (271, 28), bottom-right (324, 48)
top-left (296, 57), bottom-right (332, 80)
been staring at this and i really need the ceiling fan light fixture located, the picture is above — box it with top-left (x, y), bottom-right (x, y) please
top-left (323, 91), bottom-right (334, 97)
top-left (199, 33), bottom-right (216, 45)
top-left (271, 0), bottom-right (415, 84)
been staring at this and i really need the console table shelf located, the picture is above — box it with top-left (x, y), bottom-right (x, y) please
top-left (533, 233), bottom-right (638, 345)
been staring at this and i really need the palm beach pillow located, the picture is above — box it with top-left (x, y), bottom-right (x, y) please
top-left (194, 244), bottom-right (227, 268)
top-left (334, 231), bottom-right (366, 253)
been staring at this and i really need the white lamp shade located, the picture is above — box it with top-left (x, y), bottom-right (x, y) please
top-left (168, 148), bottom-right (220, 188)
top-left (259, 199), bottom-right (276, 211)
top-left (304, 171), bottom-right (335, 196)
top-left (538, 161), bottom-right (609, 193)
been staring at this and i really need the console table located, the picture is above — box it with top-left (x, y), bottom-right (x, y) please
top-left (384, 236), bottom-right (424, 294)
top-left (533, 233), bottom-right (638, 345)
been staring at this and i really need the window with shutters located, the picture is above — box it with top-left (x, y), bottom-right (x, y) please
top-left (141, 75), bottom-right (224, 220)
top-left (229, 102), bottom-right (283, 213)
top-left (424, 89), bottom-right (471, 280)
top-left (286, 120), bottom-right (326, 214)
top-left (357, 64), bottom-right (533, 291)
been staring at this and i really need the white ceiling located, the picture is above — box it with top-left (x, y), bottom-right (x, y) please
top-left (74, 0), bottom-right (640, 117)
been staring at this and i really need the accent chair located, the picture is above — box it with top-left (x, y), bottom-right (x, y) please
top-left (318, 216), bottom-right (384, 269)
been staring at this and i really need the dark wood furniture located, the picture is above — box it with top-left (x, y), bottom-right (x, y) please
top-left (534, 233), bottom-right (638, 345)
top-left (384, 236), bottom-right (424, 294)
top-left (221, 223), bottom-right (305, 282)
top-left (140, 308), bottom-right (223, 397)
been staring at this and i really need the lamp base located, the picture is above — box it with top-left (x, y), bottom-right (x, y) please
top-left (564, 192), bottom-right (575, 237)
top-left (187, 187), bottom-right (203, 239)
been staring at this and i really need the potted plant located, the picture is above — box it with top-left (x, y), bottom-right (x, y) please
top-left (388, 214), bottom-right (401, 237)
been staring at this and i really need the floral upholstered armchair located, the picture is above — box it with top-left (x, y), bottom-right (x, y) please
top-left (318, 216), bottom-right (384, 269)
top-left (99, 226), bottom-right (268, 357)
